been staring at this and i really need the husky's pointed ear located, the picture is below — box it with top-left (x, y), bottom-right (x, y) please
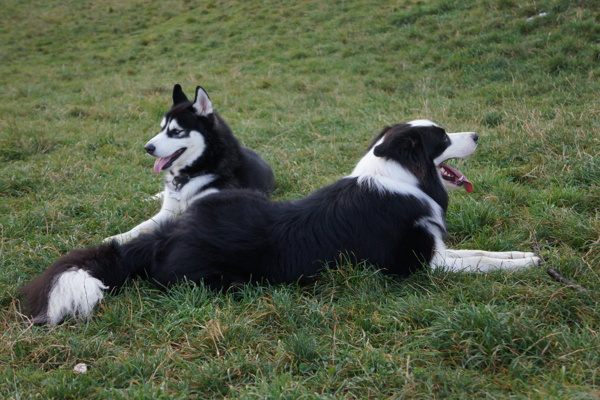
top-left (172, 84), bottom-right (189, 105)
top-left (192, 86), bottom-right (213, 117)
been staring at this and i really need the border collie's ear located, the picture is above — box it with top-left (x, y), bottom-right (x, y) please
top-left (192, 86), bottom-right (213, 117)
top-left (373, 132), bottom-right (419, 159)
top-left (373, 142), bottom-right (386, 157)
top-left (172, 84), bottom-right (189, 105)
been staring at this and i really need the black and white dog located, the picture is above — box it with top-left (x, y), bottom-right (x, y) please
top-left (105, 84), bottom-right (275, 243)
top-left (21, 120), bottom-right (540, 325)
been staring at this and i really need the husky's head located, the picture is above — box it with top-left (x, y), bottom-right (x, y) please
top-left (145, 85), bottom-right (215, 174)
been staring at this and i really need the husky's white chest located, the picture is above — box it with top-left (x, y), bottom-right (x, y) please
top-left (165, 173), bottom-right (218, 209)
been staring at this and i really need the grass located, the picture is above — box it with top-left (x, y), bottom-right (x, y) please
top-left (1, 0), bottom-right (598, 397)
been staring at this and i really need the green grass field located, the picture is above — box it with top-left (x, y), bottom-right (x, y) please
top-left (1, 0), bottom-right (598, 398)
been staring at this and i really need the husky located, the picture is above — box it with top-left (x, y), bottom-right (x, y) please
top-left (21, 120), bottom-right (540, 325)
top-left (105, 84), bottom-right (275, 243)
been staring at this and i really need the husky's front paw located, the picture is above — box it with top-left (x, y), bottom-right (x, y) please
top-left (104, 230), bottom-right (140, 244)
top-left (148, 192), bottom-right (164, 202)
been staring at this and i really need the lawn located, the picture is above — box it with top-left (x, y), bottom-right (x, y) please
top-left (0, 0), bottom-right (598, 398)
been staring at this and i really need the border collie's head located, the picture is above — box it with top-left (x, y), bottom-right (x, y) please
top-left (369, 120), bottom-right (478, 192)
top-left (144, 84), bottom-right (216, 174)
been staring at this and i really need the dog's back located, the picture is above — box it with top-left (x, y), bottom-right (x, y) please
top-left (236, 148), bottom-right (275, 194)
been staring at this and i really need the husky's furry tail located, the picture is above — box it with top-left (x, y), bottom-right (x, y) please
top-left (20, 239), bottom-right (151, 325)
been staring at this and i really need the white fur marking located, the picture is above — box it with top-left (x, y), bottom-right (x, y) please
top-left (168, 120), bottom-right (183, 134)
top-left (166, 173), bottom-right (216, 201)
top-left (408, 119), bottom-right (438, 128)
top-left (349, 142), bottom-right (447, 254)
top-left (187, 188), bottom-right (219, 204)
top-left (432, 247), bottom-right (541, 272)
top-left (445, 249), bottom-right (537, 259)
top-left (105, 174), bottom-right (217, 244)
top-left (434, 132), bottom-right (478, 165)
top-left (171, 131), bottom-right (207, 173)
top-left (349, 140), bottom-right (427, 198)
top-left (145, 128), bottom-right (207, 173)
top-left (431, 253), bottom-right (541, 272)
top-left (46, 268), bottom-right (108, 325)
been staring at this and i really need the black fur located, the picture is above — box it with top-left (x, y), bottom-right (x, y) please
top-left (371, 123), bottom-right (449, 210)
top-left (20, 123), bottom-right (452, 324)
top-left (166, 84), bottom-right (275, 194)
top-left (19, 242), bottom-right (127, 324)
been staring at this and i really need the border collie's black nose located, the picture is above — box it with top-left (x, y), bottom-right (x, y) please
top-left (145, 144), bottom-right (155, 155)
top-left (472, 133), bottom-right (479, 143)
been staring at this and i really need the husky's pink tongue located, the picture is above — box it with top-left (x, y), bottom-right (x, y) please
top-left (152, 148), bottom-right (186, 174)
top-left (153, 155), bottom-right (175, 174)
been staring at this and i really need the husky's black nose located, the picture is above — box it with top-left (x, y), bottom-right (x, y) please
top-left (145, 144), bottom-right (155, 155)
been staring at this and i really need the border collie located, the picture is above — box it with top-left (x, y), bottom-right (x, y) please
top-left (105, 84), bottom-right (275, 243)
top-left (21, 120), bottom-right (540, 325)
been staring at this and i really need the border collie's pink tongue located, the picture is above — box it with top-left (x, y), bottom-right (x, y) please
top-left (153, 153), bottom-right (177, 174)
top-left (439, 163), bottom-right (473, 193)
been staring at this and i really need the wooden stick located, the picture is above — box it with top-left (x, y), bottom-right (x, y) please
top-left (546, 268), bottom-right (592, 293)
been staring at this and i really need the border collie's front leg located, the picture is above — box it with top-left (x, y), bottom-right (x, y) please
top-left (445, 249), bottom-right (537, 260)
top-left (432, 250), bottom-right (541, 273)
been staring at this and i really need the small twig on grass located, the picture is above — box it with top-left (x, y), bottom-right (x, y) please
top-left (531, 238), bottom-right (593, 294)
top-left (546, 268), bottom-right (593, 294)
